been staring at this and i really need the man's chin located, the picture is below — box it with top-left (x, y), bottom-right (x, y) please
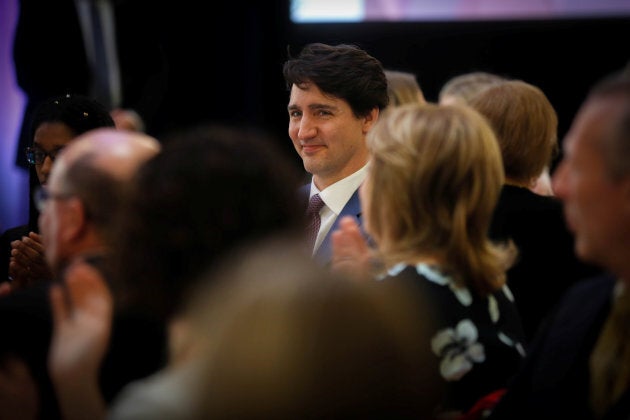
top-left (563, 211), bottom-right (577, 234)
top-left (574, 238), bottom-right (596, 266)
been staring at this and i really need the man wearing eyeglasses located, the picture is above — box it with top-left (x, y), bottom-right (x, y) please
top-left (0, 127), bottom-right (162, 418)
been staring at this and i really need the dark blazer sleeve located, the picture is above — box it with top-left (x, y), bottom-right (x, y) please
top-left (488, 274), bottom-right (615, 419)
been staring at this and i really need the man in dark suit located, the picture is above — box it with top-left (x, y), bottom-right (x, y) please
top-left (282, 43), bottom-right (389, 266)
top-left (12, 0), bottom-right (168, 168)
top-left (488, 70), bottom-right (630, 419)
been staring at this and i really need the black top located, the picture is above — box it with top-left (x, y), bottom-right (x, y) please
top-left (489, 185), bottom-right (603, 342)
top-left (381, 263), bottom-right (526, 413)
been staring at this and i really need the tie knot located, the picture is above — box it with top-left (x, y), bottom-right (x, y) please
top-left (307, 194), bottom-right (325, 216)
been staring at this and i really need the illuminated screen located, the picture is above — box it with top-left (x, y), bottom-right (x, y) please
top-left (290, 0), bottom-right (630, 23)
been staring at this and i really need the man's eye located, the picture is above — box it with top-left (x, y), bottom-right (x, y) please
top-left (51, 146), bottom-right (65, 158)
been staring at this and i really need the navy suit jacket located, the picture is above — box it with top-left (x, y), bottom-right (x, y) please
top-left (299, 184), bottom-right (364, 267)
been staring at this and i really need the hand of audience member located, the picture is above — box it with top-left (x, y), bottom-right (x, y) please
top-left (0, 282), bottom-right (12, 297)
top-left (8, 232), bottom-right (52, 290)
top-left (331, 216), bottom-right (375, 281)
top-left (0, 355), bottom-right (39, 420)
top-left (48, 260), bottom-right (112, 420)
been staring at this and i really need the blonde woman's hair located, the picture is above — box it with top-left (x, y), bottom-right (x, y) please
top-left (366, 103), bottom-right (511, 295)
top-left (469, 80), bottom-right (559, 185)
top-left (438, 71), bottom-right (506, 105)
top-left (385, 70), bottom-right (426, 108)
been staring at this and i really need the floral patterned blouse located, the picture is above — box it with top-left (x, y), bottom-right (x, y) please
top-left (377, 263), bottom-right (527, 413)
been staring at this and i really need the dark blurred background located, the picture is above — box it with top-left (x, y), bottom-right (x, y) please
top-left (149, 1), bottom-right (630, 165)
top-left (2, 0), bottom-right (629, 230)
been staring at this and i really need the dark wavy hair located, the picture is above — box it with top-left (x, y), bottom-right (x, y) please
top-left (283, 43), bottom-right (389, 118)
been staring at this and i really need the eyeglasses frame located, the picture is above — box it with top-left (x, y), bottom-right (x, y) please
top-left (25, 146), bottom-right (65, 166)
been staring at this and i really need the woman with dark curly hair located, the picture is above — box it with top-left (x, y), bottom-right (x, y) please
top-left (0, 93), bottom-right (114, 292)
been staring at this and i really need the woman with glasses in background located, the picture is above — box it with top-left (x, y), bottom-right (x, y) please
top-left (0, 93), bottom-right (114, 294)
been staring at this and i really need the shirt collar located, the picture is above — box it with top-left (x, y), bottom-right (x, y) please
top-left (309, 163), bottom-right (369, 215)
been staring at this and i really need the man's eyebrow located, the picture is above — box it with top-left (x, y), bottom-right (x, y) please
top-left (288, 103), bottom-right (337, 112)
top-left (309, 103), bottom-right (337, 111)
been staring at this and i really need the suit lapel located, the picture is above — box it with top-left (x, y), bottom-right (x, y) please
top-left (315, 189), bottom-right (362, 266)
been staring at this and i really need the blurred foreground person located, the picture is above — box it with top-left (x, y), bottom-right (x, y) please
top-left (45, 123), bottom-right (306, 420)
top-left (0, 128), bottom-right (162, 420)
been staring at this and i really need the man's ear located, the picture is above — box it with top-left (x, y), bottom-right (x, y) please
top-left (362, 107), bottom-right (380, 134)
top-left (60, 197), bottom-right (89, 243)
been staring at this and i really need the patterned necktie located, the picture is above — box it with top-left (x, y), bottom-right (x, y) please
top-left (306, 193), bottom-right (325, 251)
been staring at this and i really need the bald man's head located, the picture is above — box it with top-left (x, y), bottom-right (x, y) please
top-left (40, 128), bottom-right (161, 272)
top-left (54, 128), bottom-right (161, 183)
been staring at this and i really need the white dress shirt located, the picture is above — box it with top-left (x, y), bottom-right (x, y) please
top-left (309, 163), bottom-right (369, 254)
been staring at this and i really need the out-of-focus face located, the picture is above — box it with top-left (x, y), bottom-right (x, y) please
top-left (38, 156), bottom-right (74, 272)
top-left (288, 82), bottom-right (374, 190)
top-left (31, 122), bottom-right (75, 185)
top-left (552, 96), bottom-right (630, 270)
